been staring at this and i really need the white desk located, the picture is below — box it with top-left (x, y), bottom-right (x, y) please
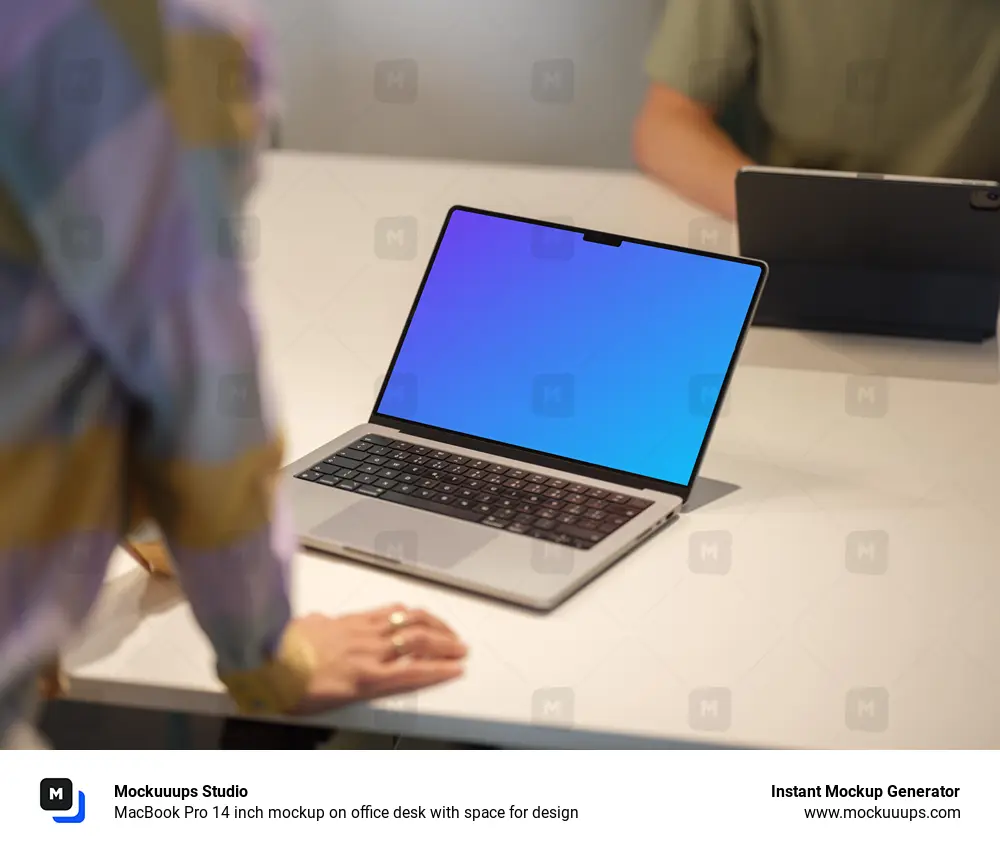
top-left (64, 152), bottom-right (1000, 748)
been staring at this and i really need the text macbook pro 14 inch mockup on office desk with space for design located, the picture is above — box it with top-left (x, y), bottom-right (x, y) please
top-left (284, 207), bottom-right (767, 610)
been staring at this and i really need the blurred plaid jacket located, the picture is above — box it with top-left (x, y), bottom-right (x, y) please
top-left (0, 0), bottom-right (295, 738)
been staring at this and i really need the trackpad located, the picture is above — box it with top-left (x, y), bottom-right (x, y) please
top-left (310, 501), bottom-right (498, 570)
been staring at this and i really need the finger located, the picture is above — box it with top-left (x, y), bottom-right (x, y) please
top-left (368, 606), bottom-right (459, 639)
top-left (365, 604), bottom-right (408, 631)
top-left (361, 659), bottom-right (465, 699)
top-left (378, 627), bottom-right (467, 662)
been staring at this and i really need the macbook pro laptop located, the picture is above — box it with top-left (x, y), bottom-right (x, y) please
top-left (284, 207), bottom-right (767, 610)
top-left (736, 166), bottom-right (1000, 342)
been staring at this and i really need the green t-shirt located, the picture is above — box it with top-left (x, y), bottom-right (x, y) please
top-left (644, 0), bottom-right (1000, 180)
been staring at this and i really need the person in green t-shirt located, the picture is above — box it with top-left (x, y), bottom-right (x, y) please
top-left (633, 0), bottom-right (1000, 220)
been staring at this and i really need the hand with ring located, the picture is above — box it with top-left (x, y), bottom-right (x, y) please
top-left (288, 605), bottom-right (467, 714)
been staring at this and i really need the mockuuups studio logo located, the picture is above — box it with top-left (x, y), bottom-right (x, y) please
top-left (532, 374), bottom-right (574, 418)
top-left (845, 530), bottom-right (888, 575)
top-left (532, 687), bottom-right (574, 727)
top-left (845, 376), bottom-right (888, 418)
top-left (689, 216), bottom-right (732, 255)
top-left (375, 216), bottom-right (418, 260)
top-left (374, 59), bottom-right (418, 104)
top-left (531, 59), bottom-right (574, 104)
top-left (375, 530), bottom-right (418, 564)
top-left (689, 687), bottom-right (731, 732)
top-left (688, 530), bottom-right (732, 575)
top-left (40, 778), bottom-right (86, 823)
top-left (846, 687), bottom-right (889, 732)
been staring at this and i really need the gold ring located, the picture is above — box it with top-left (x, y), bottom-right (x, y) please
top-left (388, 610), bottom-right (409, 630)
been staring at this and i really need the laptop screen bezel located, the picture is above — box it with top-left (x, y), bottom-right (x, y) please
top-left (369, 205), bottom-right (768, 501)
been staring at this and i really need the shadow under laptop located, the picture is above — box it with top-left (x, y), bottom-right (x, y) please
top-left (739, 325), bottom-right (1000, 385)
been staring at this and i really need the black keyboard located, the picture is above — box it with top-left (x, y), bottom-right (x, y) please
top-left (294, 433), bottom-right (654, 549)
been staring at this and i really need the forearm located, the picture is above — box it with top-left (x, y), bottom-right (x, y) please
top-left (634, 103), bottom-right (753, 221)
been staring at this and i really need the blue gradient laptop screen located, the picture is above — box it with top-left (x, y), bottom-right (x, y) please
top-left (376, 209), bottom-right (762, 486)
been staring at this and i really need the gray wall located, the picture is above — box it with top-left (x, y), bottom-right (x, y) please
top-left (262, 0), bottom-right (665, 168)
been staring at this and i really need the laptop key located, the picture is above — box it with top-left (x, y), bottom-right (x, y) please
top-left (418, 479), bottom-right (438, 489)
top-left (482, 517), bottom-right (509, 529)
top-left (380, 489), bottom-right (482, 522)
top-left (466, 469), bottom-right (485, 479)
top-left (296, 471), bottom-right (320, 481)
top-left (349, 441), bottom-right (371, 452)
top-left (545, 478), bottom-right (568, 489)
top-left (390, 441), bottom-right (411, 450)
top-left (375, 478), bottom-right (397, 490)
top-left (336, 481), bottom-right (359, 491)
top-left (484, 474), bottom-right (505, 484)
top-left (312, 462), bottom-right (342, 476)
top-left (428, 460), bottom-right (449, 470)
top-left (357, 485), bottom-right (385, 497)
top-left (336, 448), bottom-right (368, 461)
top-left (455, 499), bottom-right (476, 510)
top-left (505, 479), bottom-right (525, 490)
top-left (448, 455), bottom-right (470, 465)
top-left (487, 464), bottom-right (508, 475)
top-left (507, 522), bottom-right (531, 534)
top-left (318, 476), bottom-right (341, 487)
top-left (362, 434), bottom-right (393, 446)
top-left (466, 459), bottom-right (488, 469)
top-left (557, 524), bottom-right (604, 544)
top-left (515, 513), bottom-right (535, 524)
top-left (526, 474), bottom-right (547, 485)
top-left (577, 519), bottom-right (599, 530)
top-left (385, 460), bottom-right (407, 471)
top-left (585, 498), bottom-right (606, 509)
top-left (565, 504), bottom-right (586, 515)
top-left (474, 503), bottom-right (492, 514)
top-left (534, 518), bottom-right (556, 530)
top-left (598, 522), bottom-right (620, 534)
top-left (494, 508), bottom-right (517, 520)
top-left (586, 488), bottom-right (608, 499)
top-left (434, 493), bottom-right (455, 504)
top-left (408, 445), bottom-right (430, 455)
top-left (448, 465), bottom-right (466, 475)
top-left (430, 450), bottom-right (451, 460)
top-left (367, 446), bottom-right (391, 456)
top-left (389, 450), bottom-right (410, 460)
top-left (395, 484), bottom-right (416, 495)
top-left (606, 493), bottom-right (629, 504)
top-left (566, 483), bottom-right (589, 494)
top-left (563, 493), bottom-right (587, 504)
top-left (366, 456), bottom-right (387, 466)
top-left (496, 498), bottom-right (518, 509)
top-left (506, 469), bottom-right (527, 479)
top-left (629, 497), bottom-right (654, 509)
top-left (584, 509), bottom-right (607, 521)
top-left (524, 484), bottom-right (546, 494)
top-left (355, 473), bottom-right (378, 485)
top-left (438, 484), bottom-right (457, 493)
top-left (416, 489), bottom-right (436, 500)
top-left (556, 513), bottom-right (577, 524)
top-left (336, 469), bottom-right (359, 479)
top-left (377, 468), bottom-right (399, 479)
top-left (535, 508), bottom-right (558, 520)
top-left (544, 488), bottom-right (566, 499)
top-left (397, 473), bottom-right (419, 484)
top-left (542, 499), bottom-right (563, 510)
